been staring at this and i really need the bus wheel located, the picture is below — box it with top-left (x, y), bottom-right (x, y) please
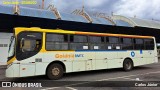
top-left (47, 63), bottom-right (64, 80)
top-left (123, 59), bottom-right (133, 71)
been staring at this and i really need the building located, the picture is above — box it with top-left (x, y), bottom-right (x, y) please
top-left (0, 5), bottom-right (160, 65)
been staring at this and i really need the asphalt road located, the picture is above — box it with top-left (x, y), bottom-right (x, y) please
top-left (1, 61), bottom-right (160, 90)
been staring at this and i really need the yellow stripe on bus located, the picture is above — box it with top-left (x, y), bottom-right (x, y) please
top-left (15, 28), bottom-right (75, 35)
top-left (15, 27), bottom-right (153, 39)
top-left (75, 32), bottom-right (153, 39)
top-left (7, 57), bottom-right (16, 65)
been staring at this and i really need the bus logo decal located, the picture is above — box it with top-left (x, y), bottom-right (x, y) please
top-left (131, 52), bottom-right (135, 57)
top-left (75, 54), bottom-right (84, 57)
top-left (55, 54), bottom-right (84, 58)
top-left (140, 50), bottom-right (143, 54)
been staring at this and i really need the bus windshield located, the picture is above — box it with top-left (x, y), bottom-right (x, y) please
top-left (8, 36), bottom-right (15, 58)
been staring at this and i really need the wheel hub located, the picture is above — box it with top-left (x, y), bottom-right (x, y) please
top-left (52, 68), bottom-right (60, 76)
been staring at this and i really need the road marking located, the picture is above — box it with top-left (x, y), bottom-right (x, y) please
top-left (97, 71), bottom-right (160, 81)
top-left (40, 87), bottom-right (60, 90)
top-left (66, 87), bottom-right (78, 90)
top-left (42, 70), bottom-right (160, 90)
top-left (136, 78), bottom-right (140, 81)
top-left (40, 87), bottom-right (77, 90)
top-left (64, 81), bottom-right (91, 87)
top-left (123, 77), bottom-right (143, 81)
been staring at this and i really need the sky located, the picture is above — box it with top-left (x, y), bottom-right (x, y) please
top-left (0, 0), bottom-right (160, 20)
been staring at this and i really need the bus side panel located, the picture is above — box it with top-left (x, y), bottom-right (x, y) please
top-left (107, 52), bottom-right (120, 69)
top-left (43, 52), bottom-right (74, 73)
top-left (20, 63), bottom-right (35, 77)
top-left (143, 50), bottom-right (155, 64)
top-left (95, 52), bottom-right (108, 69)
top-left (117, 51), bottom-right (131, 67)
top-left (63, 61), bottom-right (73, 73)
top-left (35, 53), bottom-right (49, 75)
top-left (128, 50), bottom-right (156, 67)
top-left (73, 52), bottom-right (95, 72)
top-left (35, 63), bottom-right (49, 75)
top-left (132, 51), bottom-right (141, 66)
top-left (72, 60), bottom-right (86, 72)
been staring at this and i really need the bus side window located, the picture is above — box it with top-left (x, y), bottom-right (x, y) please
top-left (46, 33), bottom-right (68, 50)
top-left (89, 36), bottom-right (105, 50)
top-left (20, 33), bottom-right (42, 52)
top-left (108, 37), bottom-right (121, 50)
top-left (121, 38), bottom-right (133, 50)
top-left (134, 38), bottom-right (144, 50)
top-left (144, 39), bottom-right (154, 50)
top-left (70, 35), bottom-right (88, 50)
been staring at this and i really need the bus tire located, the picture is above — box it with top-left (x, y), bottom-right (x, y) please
top-left (123, 59), bottom-right (133, 71)
top-left (47, 63), bottom-right (64, 80)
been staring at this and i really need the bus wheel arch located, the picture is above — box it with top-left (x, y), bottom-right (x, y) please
top-left (46, 61), bottom-right (66, 80)
top-left (123, 58), bottom-right (134, 71)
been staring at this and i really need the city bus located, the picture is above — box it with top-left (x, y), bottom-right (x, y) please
top-left (6, 27), bottom-right (158, 80)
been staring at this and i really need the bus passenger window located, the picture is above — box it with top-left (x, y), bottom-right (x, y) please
top-left (46, 34), bottom-right (68, 50)
top-left (89, 36), bottom-right (105, 50)
top-left (109, 37), bottom-right (119, 44)
top-left (108, 37), bottom-right (120, 50)
top-left (134, 39), bottom-right (144, 50)
top-left (144, 39), bottom-right (154, 50)
top-left (122, 38), bottom-right (133, 50)
top-left (70, 35), bottom-right (88, 50)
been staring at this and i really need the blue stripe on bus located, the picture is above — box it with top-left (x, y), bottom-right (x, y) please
top-left (75, 50), bottom-right (127, 52)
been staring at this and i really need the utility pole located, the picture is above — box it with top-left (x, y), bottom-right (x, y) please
top-left (82, 0), bottom-right (84, 12)
top-left (14, 0), bottom-right (19, 15)
top-left (42, 0), bottom-right (44, 9)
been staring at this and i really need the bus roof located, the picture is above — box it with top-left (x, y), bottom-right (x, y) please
top-left (14, 27), bottom-right (154, 39)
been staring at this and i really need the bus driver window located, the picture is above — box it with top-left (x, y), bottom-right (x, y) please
top-left (21, 38), bottom-right (37, 52)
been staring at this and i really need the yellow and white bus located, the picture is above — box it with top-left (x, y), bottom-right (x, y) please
top-left (6, 27), bottom-right (158, 79)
